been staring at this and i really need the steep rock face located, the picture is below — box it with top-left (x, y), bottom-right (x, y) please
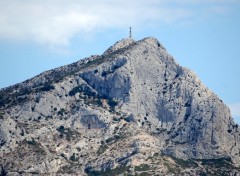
top-left (80, 37), bottom-right (240, 162)
top-left (0, 37), bottom-right (240, 175)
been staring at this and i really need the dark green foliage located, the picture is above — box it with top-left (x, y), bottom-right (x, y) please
top-left (195, 158), bottom-right (239, 176)
top-left (174, 158), bottom-right (198, 168)
top-left (0, 141), bottom-right (6, 147)
top-left (45, 115), bottom-right (53, 120)
top-left (0, 97), bottom-right (11, 108)
top-left (20, 88), bottom-right (32, 95)
top-left (26, 139), bottom-right (46, 155)
top-left (101, 63), bottom-right (124, 77)
top-left (57, 125), bottom-right (65, 133)
top-left (81, 56), bottom-right (105, 70)
top-left (0, 110), bottom-right (4, 116)
top-left (107, 99), bottom-right (118, 108)
top-left (113, 117), bottom-right (120, 122)
top-left (40, 84), bottom-right (55, 92)
top-left (83, 97), bottom-right (102, 107)
top-left (124, 115), bottom-right (134, 122)
top-left (184, 101), bottom-right (191, 107)
top-left (134, 164), bottom-right (150, 171)
top-left (163, 162), bottom-right (181, 174)
top-left (161, 153), bottom-right (238, 175)
top-left (56, 126), bottom-right (78, 141)
top-left (69, 84), bottom-right (118, 110)
top-left (97, 144), bottom-right (108, 155)
top-left (17, 96), bottom-right (28, 104)
top-left (70, 153), bottom-right (78, 162)
top-left (57, 108), bottom-right (65, 116)
top-left (105, 135), bottom-right (122, 144)
top-left (106, 137), bottom-right (114, 144)
top-left (69, 85), bottom-right (96, 97)
top-left (85, 165), bottom-right (130, 176)
top-left (69, 86), bottom-right (82, 96)
top-left (160, 153), bottom-right (192, 174)
top-left (198, 158), bottom-right (232, 168)
top-left (20, 129), bottom-right (24, 136)
top-left (139, 172), bottom-right (151, 176)
top-left (61, 153), bottom-right (66, 158)
top-left (101, 71), bottom-right (107, 77)
top-left (0, 53), bottom-right (119, 109)
top-left (0, 83), bottom-right (54, 109)
top-left (27, 139), bottom-right (37, 145)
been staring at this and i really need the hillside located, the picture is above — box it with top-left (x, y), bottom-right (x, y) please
top-left (0, 37), bottom-right (240, 175)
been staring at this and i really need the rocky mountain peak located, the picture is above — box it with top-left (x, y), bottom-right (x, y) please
top-left (103, 38), bottom-right (135, 55)
top-left (0, 37), bottom-right (240, 175)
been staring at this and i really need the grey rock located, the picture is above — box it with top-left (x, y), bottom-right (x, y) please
top-left (0, 37), bottom-right (239, 175)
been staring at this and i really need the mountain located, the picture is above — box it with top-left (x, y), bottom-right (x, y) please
top-left (0, 37), bottom-right (240, 175)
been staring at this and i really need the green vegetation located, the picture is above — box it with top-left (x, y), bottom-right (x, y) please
top-left (57, 125), bottom-right (65, 133)
top-left (40, 84), bottom-right (55, 92)
top-left (69, 84), bottom-right (118, 110)
top-left (0, 110), bottom-right (4, 119)
top-left (0, 83), bottom-right (55, 108)
top-left (57, 126), bottom-right (78, 141)
top-left (159, 153), bottom-right (238, 175)
top-left (0, 55), bottom-right (109, 109)
top-left (58, 163), bottom-right (80, 174)
top-left (69, 84), bottom-right (104, 107)
top-left (69, 85), bottom-right (96, 97)
top-left (113, 117), bottom-right (120, 122)
top-left (83, 97), bottom-right (102, 107)
top-left (174, 157), bottom-right (198, 168)
top-left (27, 139), bottom-right (37, 145)
top-left (26, 139), bottom-right (46, 155)
top-left (57, 108), bottom-right (66, 116)
top-left (107, 99), bottom-right (118, 110)
top-left (134, 164), bottom-right (150, 172)
top-left (105, 135), bottom-right (122, 144)
top-left (97, 144), bottom-right (108, 155)
top-left (163, 162), bottom-right (181, 174)
top-left (138, 172), bottom-right (151, 176)
top-left (70, 153), bottom-right (78, 162)
top-left (101, 64), bottom-right (122, 77)
top-left (197, 158), bottom-right (232, 168)
top-left (81, 56), bottom-right (105, 70)
top-left (85, 165), bottom-right (130, 176)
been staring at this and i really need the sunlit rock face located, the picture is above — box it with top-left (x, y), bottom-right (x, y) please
top-left (0, 37), bottom-right (239, 175)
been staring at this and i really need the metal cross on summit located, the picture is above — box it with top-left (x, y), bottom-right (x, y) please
top-left (129, 27), bottom-right (132, 38)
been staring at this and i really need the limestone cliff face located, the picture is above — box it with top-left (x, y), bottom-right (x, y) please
top-left (0, 37), bottom-right (240, 175)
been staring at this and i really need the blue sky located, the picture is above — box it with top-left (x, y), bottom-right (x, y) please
top-left (0, 0), bottom-right (240, 123)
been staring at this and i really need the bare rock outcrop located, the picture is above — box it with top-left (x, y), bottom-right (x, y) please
top-left (0, 37), bottom-right (239, 175)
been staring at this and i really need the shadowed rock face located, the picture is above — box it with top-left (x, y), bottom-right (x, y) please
top-left (80, 57), bottom-right (131, 100)
top-left (0, 37), bottom-right (240, 175)
top-left (80, 115), bottom-right (106, 129)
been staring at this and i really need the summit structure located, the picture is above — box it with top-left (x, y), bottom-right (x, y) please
top-left (0, 37), bottom-right (240, 175)
top-left (129, 27), bottom-right (132, 38)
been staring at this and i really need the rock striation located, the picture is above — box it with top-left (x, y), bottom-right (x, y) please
top-left (0, 37), bottom-right (240, 175)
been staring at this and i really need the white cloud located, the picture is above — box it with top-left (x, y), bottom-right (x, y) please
top-left (0, 0), bottom-right (238, 48)
top-left (228, 103), bottom-right (240, 117)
